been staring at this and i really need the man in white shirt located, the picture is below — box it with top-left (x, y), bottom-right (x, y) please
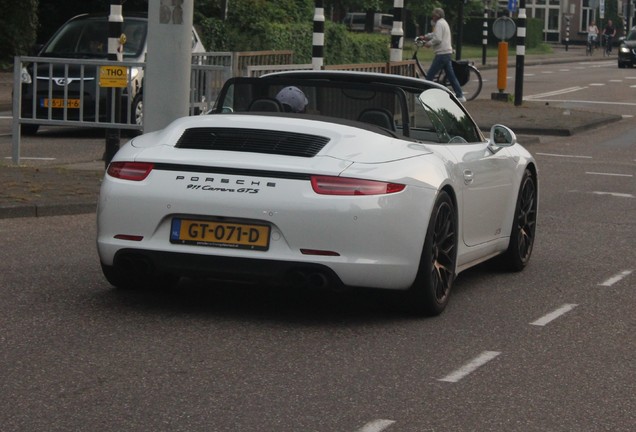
top-left (418, 8), bottom-right (465, 102)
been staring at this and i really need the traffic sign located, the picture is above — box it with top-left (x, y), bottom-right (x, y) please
top-left (493, 17), bottom-right (516, 41)
top-left (99, 65), bottom-right (128, 88)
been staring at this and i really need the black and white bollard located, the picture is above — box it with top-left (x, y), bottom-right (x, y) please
top-left (514, 0), bottom-right (526, 106)
top-left (312, 1), bottom-right (324, 70)
top-left (390, 0), bottom-right (404, 62)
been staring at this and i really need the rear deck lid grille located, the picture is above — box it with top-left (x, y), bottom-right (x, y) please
top-left (175, 127), bottom-right (331, 157)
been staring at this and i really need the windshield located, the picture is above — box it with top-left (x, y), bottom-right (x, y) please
top-left (42, 17), bottom-right (147, 59)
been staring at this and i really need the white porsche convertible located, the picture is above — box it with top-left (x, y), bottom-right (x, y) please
top-left (97, 71), bottom-right (538, 315)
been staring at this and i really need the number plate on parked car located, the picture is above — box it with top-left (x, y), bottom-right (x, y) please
top-left (42, 98), bottom-right (81, 108)
top-left (170, 218), bottom-right (270, 251)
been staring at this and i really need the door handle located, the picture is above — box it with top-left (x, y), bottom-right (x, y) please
top-left (463, 169), bottom-right (474, 185)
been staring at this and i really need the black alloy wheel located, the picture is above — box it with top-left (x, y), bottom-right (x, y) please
top-left (408, 190), bottom-right (457, 316)
top-left (502, 169), bottom-right (537, 271)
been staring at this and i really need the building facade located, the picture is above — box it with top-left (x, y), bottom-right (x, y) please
top-left (496, 0), bottom-right (634, 43)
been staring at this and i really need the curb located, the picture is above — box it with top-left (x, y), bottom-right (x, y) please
top-left (0, 202), bottom-right (98, 219)
top-left (477, 113), bottom-right (623, 137)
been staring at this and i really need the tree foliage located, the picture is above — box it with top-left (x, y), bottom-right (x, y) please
top-left (3, 0), bottom-right (557, 67)
top-left (0, 0), bottom-right (39, 67)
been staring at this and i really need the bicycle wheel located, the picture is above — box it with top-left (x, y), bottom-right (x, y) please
top-left (438, 65), bottom-right (482, 101)
top-left (462, 65), bottom-right (482, 101)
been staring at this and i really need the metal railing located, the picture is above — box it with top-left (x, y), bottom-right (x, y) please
top-left (11, 53), bottom-right (233, 164)
top-left (10, 51), bottom-right (415, 165)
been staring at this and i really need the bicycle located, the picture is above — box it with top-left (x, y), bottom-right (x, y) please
top-left (412, 37), bottom-right (483, 101)
top-left (602, 34), bottom-right (613, 56)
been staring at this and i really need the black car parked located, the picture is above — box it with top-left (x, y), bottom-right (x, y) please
top-left (20, 13), bottom-right (205, 135)
top-left (618, 26), bottom-right (636, 68)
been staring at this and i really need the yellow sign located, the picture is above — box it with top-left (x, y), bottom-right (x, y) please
top-left (99, 65), bottom-right (128, 88)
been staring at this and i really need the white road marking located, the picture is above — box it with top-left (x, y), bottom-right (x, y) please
top-left (356, 419), bottom-right (396, 432)
top-left (3, 156), bottom-right (56, 161)
top-left (536, 152), bottom-right (592, 159)
top-left (599, 270), bottom-right (633, 287)
top-left (592, 191), bottom-right (634, 198)
top-left (0, 115), bottom-right (13, 119)
top-left (530, 304), bottom-right (578, 327)
top-left (588, 83), bottom-right (605, 86)
top-left (586, 171), bottom-right (633, 177)
top-left (523, 98), bottom-right (636, 107)
top-left (438, 351), bottom-right (501, 383)
top-left (525, 86), bottom-right (585, 99)
top-left (608, 79), bottom-right (623, 83)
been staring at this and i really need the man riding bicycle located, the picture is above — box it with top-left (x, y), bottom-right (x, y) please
top-left (603, 19), bottom-right (616, 54)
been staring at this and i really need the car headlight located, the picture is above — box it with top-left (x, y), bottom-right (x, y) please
top-left (619, 46), bottom-right (630, 53)
top-left (20, 67), bottom-right (32, 84)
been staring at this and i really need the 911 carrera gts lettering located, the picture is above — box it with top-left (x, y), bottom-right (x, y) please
top-left (185, 184), bottom-right (259, 193)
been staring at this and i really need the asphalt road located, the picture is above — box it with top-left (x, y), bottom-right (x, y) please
top-left (1, 58), bottom-right (635, 431)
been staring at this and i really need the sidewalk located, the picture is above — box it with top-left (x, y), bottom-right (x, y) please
top-left (0, 44), bottom-right (623, 219)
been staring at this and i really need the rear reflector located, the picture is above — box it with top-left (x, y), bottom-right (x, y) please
top-left (114, 234), bottom-right (144, 241)
top-left (311, 175), bottom-right (405, 195)
top-left (107, 162), bottom-right (154, 181)
top-left (300, 249), bottom-right (340, 256)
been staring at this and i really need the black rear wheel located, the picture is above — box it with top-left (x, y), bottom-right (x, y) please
top-left (407, 191), bottom-right (457, 316)
top-left (21, 124), bottom-right (39, 135)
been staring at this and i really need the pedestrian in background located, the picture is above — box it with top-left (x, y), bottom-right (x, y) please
top-left (417, 8), bottom-right (465, 102)
top-left (587, 21), bottom-right (599, 47)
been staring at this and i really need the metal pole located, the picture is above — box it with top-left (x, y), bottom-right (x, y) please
top-left (390, 0), bottom-right (404, 62)
top-left (482, 6), bottom-right (489, 65)
top-left (312, 1), bottom-right (324, 69)
top-left (456, 0), bottom-right (464, 60)
top-left (514, 0), bottom-right (526, 106)
top-left (565, 16), bottom-right (570, 51)
top-left (104, 0), bottom-right (123, 168)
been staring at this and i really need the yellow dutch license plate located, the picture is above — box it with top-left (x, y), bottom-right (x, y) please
top-left (42, 98), bottom-right (81, 108)
top-left (170, 218), bottom-right (270, 251)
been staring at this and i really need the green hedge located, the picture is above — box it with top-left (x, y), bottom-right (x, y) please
top-left (198, 18), bottom-right (391, 64)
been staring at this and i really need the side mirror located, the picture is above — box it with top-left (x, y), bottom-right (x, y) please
top-left (488, 124), bottom-right (517, 153)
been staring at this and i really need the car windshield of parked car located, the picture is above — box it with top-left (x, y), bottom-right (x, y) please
top-left (42, 17), bottom-right (147, 59)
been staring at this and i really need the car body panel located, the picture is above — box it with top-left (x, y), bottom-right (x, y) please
top-left (618, 27), bottom-right (636, 67)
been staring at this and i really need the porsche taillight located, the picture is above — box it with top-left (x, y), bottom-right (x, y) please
top-left (107, 162), bottom-right (154, 181)
top-left (310, 175), bottom-right (405, 196)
